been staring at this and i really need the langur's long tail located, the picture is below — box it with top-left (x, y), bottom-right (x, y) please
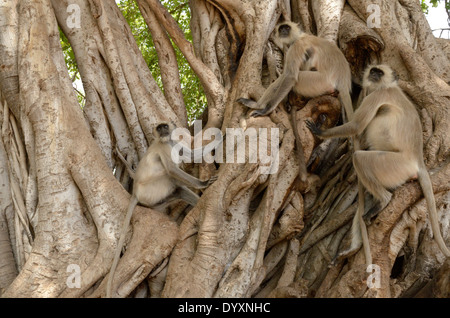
top-left (107, 195), bottom-right (139, 297)
top-left (417, 166), bottom-right (450, 257)
top-left (332, 136), bottom-right (373, 265)
top-left (290, 105), bottom-right (307, 182)
top-left (356, 181), bottom-right (372, 264)
top-left (333, 203), bottom-right (364, 265)
top-left (338, 91), bottom-right (354, 122)
top-left (353, 137), bottom-right (372, 265)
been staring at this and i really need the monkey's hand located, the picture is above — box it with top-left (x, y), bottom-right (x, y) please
top-left (305, 119), bottom-right (323, 137)
top-left (202, 175), bottom-right (218, 188)
top-left (238, 98), bottom-right (272, 117)
top-left (208, 175), bottom-right (218, 185)
top-left (237, 98), bottom-right (259, 110)
top-left (249, 109), bottom-right (268, 118)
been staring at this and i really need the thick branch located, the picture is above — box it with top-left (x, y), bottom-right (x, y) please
top-left (140, 0), bottom-right (226, 127)
top-left (0, 0), bottom-right (20, 120)
top-left (137, 1), bottom-right (188, 126)
top-left (311, 0), bottom-right (345, 42)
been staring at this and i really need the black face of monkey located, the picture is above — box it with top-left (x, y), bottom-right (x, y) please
top-left (156, 123), bottom-right (170, 137)
top-left (368, 67), bottom-right (384, 83)
top-left (278, 24), bottom-right (291, 38)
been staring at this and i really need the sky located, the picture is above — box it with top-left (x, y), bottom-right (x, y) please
top-left (426, 1), bottom-right (449, 38)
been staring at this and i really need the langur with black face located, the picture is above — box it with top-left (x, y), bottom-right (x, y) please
top-left (307, 64), bottom-right (450, 261)
top-left (237, 21), bottom-right (353, 120)
top-left (107, 122), bottom-right (217, 298)
top-left (237, 21), bottom-right (353, 181)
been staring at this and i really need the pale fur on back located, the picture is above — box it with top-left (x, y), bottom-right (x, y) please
top-left (299, 33), bottom-right (352, 94)
top-left (133, 138), bottom-right (177, 206)
top-left (275, 21), bottom-right (352, 95)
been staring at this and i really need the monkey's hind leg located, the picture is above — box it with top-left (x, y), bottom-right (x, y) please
top-left (290, 103), bottom-right (307, 182)
top-left (363, 194), bottom-right (383, 222)
top-left (351, 150), bottom-right (414, 209)
top-left (332, 197), bottom-right (366, 265)
top-left (334, 151), bottom-right (412, 265)
top-left (236, 98), bottom-right (258, 110)
top-left (151, 186), bottom-right (200, 211)
top-left (293, 71), bottom-right (336, 98)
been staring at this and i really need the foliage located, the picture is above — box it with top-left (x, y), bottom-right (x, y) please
top-left (422, 0), bottom-right (439, 13)
top-left (421, 0), bottom-right (450, 13)
top-left (59, 1), bottom-right (448, 122)
top-left (421, 0), bottom-right (450, 39)
top-left (60, 0), bottom-right (205, 123)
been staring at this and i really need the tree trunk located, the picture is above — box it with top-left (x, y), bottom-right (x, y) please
top-left (0, 0), bottom-right (448, 298)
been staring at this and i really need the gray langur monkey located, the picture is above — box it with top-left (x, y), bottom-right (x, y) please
top-left (237, 21), bottom-right (353, 183)
top-left (306, 64), bottom-right (450, 260)
top-left (107, 122), bottom-right (217, 298)
top-left (237, 21), bottom-right (353, 121)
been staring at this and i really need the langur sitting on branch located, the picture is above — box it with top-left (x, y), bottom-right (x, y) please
top-left (107, 122), bottom-right (217, 297)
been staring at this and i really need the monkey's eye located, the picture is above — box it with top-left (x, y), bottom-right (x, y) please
top-left (157, 124), bottom-right (169, 131)
top-left (370, 68), bottom-right (384, 76)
